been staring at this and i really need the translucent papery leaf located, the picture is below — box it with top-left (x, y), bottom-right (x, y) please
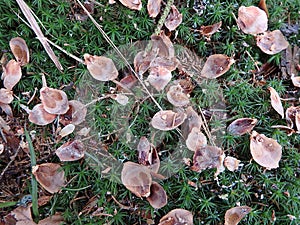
top-left (166, 84), bottom-right (190, 107)
top-left (119, 0), bottom-right (142, 10)
top-left (256, 30), bottom-right (289, 55)
top-left (186, 127), bottom-right (207, 151)
top-left (151, 31), bottom-right (175, 58)
top-left (227, 118), bottom-right (258, 135)
top-left (148, 66), bottom-right (172, 91)
top-left (60, 100), bottom-right (87, 126)
top-left (181, 106), bottom-right (203, 139)
top-left (2, 59), bottom-right (22, 90)
top-left (151, 110), bottom-right (187, 131)
top-left (9, 37), bottom-right (30, 66)
top-left (237, 6), bottom-right (268, 35)
top-left (29, 103), bottom-right (57, 125)
top-left (224, 206), bottom-right (252, 225)
top-left (0, 88), bottom-right (14, 104)
top-left (146, 181), bottom-right (167, 209)
top-left (55, 140), bottom-right (85, 161)
top-left (40, 87), bottom-right (69, 115)
top-left (164, 5), bottom-right (183, 31)
top-left (224, 156), bottom-right (240, 172)
top-left (159, 209), bottom-right (193, 225)
top-left (268, 86), bottom-right (284, 118)
top-left (147, 0), bottom-right (162, 18)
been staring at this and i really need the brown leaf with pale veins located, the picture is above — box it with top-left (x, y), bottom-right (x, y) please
top-left (227, 118), bottom-right (258, 135)
top-left (166, 84), bottom-right (190, 107)
top-left (256, 30), bottom-right (289, 55)
top-left (147, 0), bottom-right (162, 18)
top-left (268, 86), bottom-right (284, 118)
top-left (28, 103), bottom-right (57, 125)
top-left (159, 208), bottom-right (193, 225)
top-left (2, 59), bottom-right (22, 90)
top-left (146, 181), bottom-right (167, 209)
top-left (32, 163), bottom-right (65, 193)
top-left (60, 100), bottom-right (87, 126)
top-left (186, 127), bottom-right (207, 151)
top-left (119, 0), bottom-right (142, 10)
top-left (250, 131), bottom-right (282, 169)
top-left (200, 54), bottom-right (235, 79)
top-left (55, 140), bottom-right (85, 161)
top-left (199, 21), bottom-right (222, 40)
top-left (121, 161), bottom-right (152, 198)
top-left (151, 110), bottom-right (186, 131)
top-left (9, 37), bottom-right (30, 66)
top-left (224, 206), bottom-right (252, 225)
top-left (84, 54), bottom-right (119, 81)
top-left (237, 6), bottom-right (268, 35)
top-left (40, 87), bottom-right (69, 115)
top-left (164, 5), bottom-right (183, 31)
top-left (224, 156), bottom-right (240, 172)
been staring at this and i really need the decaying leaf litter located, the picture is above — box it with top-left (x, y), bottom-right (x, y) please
top-left (0, 0), bottom-right (299, 224)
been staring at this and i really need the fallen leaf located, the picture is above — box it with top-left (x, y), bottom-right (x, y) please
top-left (150, 31), bottom-right (175, 58)
top-left (121, 161), bottom-right (152, 198)
top-left (60, 100), bottom-right (87, 126)
top-left (181, 106), bottom-right (203, 139)
top-left (200, 54), bottom-right (235, 79)
top-left (55, 140), bottom-right (85, 161)
top-left (237, 6), bottom-right (268, 35)
top-left (2, 59), bottom-right (22, 90)
top-left (191, 145), bottom-right (224, 172)
top-left (268, 86), bottom-right (284, 118)
top-left (185, 127), bottom-right (207, 151)
top-left (84, 54), bottom-right (118, 81)
top-left (166, 84), bottom-right (190, 107)
top-left (32, 163), bottom-right (65, 193)
top-left (59, 124), bottom-right (75, 137)
top-left (28, 103), bottom-right (57, 125)
top-left (146, 181), bottom-right (167, 209)
top-left (147, 0), bottom-right (162, 18)
top-left (158, 208), bottom-right (193, 225)
top-left (295, 111), bottom-right (300, 132)
top-left (0, 102), bottom-right (13, 116)
top-left (164, 5), bottom-right (183, 31)
top-left (119, 73), bottom-right (138, 90)
top-left (40, 87), bottom-right (69, 115)
top-left (224, 156), bottom-right (240, 172)
top-left (271, 125), bottom-right (295, 136)
top-left (227, 118), bottom-right (258, 135)
top-left (4, 205), bottom-right (35, 225)
top-left (0, 88), bottom-right (14, 104)
top-left (256, 30), bottom-right (289, 55)
top-left (250, 131), bottom-right (282, 169)
top-left (110, 94), bottom-right (129, 105)
top-left (258, 0), bottom-right (269, 17)
top-left (151, 110), bottom-right (186, 131)
top-left (148, 66), bottom-right (172, 91)
top-left (199, 21), bottom-right (222, 40)
top-left (119, 0), bottom-right (142, 10)
top-left (285, 106), bottom-right (300, 128)
top-left (224, 206), bottom-right (252, 225)
top-left (38, 213), bottom-right (64, 225)
top-left (9, 37), bottom-right (30, 66)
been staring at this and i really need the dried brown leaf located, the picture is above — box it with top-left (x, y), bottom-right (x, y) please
top-left (295, 111), bottom-right (300, 132)
top-left (121, 161), bottom-right (152, 198)
top-left (148, 66), bottom-right (172, 91)
top-left (166, 84), bottom-right (190, 107)
top-left (258, 0), bottom-right (269, 17)
top-left (147, 0), bottom-right (162, 18)
top-left (32, 163), bottom-right (65, 193)
top-left (237, 6), bottom-right (268, 35)
top-left (151, 110), bottom-right (186, 131)
top-left (110, 94), bottom-right (129, 105)
top-left (199, 21), bottom-right (222, 40)
top-left (4, 205), bottom-right (35, 225)
top-left (56, 140), bottom-right (85, 161)
top-left (9, 37), bottom-right (29, 66)
top-left (250, 131), bottom-right (282, 169)
top-left (200, 54), bottom-right (235, 79)
top-left (60, 100), bottom-right (87, 126)
top-left (2, 59), bottom-right (22, 90)
top-left (268, 86), bottom-right (284, 118)
top-left (38, 213), bottom-right (64, 225)
top-left (40, 87), bottom-right (69, 115)
top-left (0, 88), bottom-right (14, 104)
top-left (224, 156), bottom-right (240, 172)
top-left (119, 0), bottom-right (142, 10)
top-left (257, 30), bottom-right (289, 55)
top-left (150, 31), bottom-right (174, 58)
top-left (59, 124), bottom-right (75, 137)
top-left (286, 106), bottom-right (300, 128)
top-left (146, 181), bottom-right (167, 209)
top-left (227, 118), bottom-right (258, 135)
top-left (159, 209), bottom-right (193, 225)
top-left (186, 127), bottom-right (207, 151)
top-left (84, 54), bottom-right (118, 81)
top-left (181, 106), bottom-right (203, 139)
top-left (224, 206), bottom-right (252, 225)
top-left (164, 5), bottom-right (183, 31)
top-left (29, 103), bottom-right (57, 125)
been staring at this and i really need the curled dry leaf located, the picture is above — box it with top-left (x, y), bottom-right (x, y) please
top-left (121, 161), bottom-right (152, 198)
top-left (186, 127), bottom-right (207, 151)
top-left (237, 6), bottom-right (268, 35)
top-left (199, 21), bottom-right (222, 40)
top-left (137, 136), bottom-right (160, 173)
top-left (258, 0), bottom-right (269, 17)
top-left (28, 103), bottom-right (57, 125)
top-left (4, 205), bottom-right (35, 225)
top-left (0, 88), bottom-right (14, 104)
top-left (291, 75), bottom-right (300, 88)
top-left (167, 84), bottom-right (190, 107)
top-left (191, 145), bottom-right (224, 172)
top-left (147, 0), bottom-right (162, 18)
top-left (227, 118), bottom-right (258, 135)
top-left (295, 111), bottom-right (300, 132)
top-left (2, 59), bottom-right (22, 90)
top-left (271, 125), bottom-right (295, 136)
top-left (119, 73), bottom-right (138, 90)
top-left (159, 208), bottom-right (193, 225)
top-left (110, 94), bottom-right (129, 105)
top-left (224, 156), bottom-right (240, 172)
top-left (151, 110), bottom-right (187, 131)
top-left (256, 30), bottom-right (289, 55)
top-left (268, 86), bottom-right (284, 118)
top-left (60, 100), bottom-right (87, 126)
top-left (146, 181), bottom-right (167, 209)
top-left (224, 206), bottom-right (252, 225)
top-left (286, 106), bottom-right (300, 128)
top-left (55, 140), bottom-right (85, 161)
top-left (84, 54), bottom-right (118, 81)
top-left (200, 54), bottom-right (235, 79)
top-left (32, 163), bottom-right (65, 193)
top-left (250, 131), bottom-right (282, 169)
top-left (151, 31), bottom-right (175, 58)
top-left (134, 51), bottom-right (155, 75)
top-left (0, 102), bottom-right (13, 116)
top-left (148, 66), bottom-right (172, 91)
top-left (119, 0), bottom-right (142, 10)
top-left (181, 106), bottom-right (203, 139)
top-left (40, 87), bottom-right (69, 115)
top-left (164, 5), bottom-right (183, 31)
top-left (9, 37), bottom-right (30, 66)
top-left (59, 124), bottom-right (75, 137)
